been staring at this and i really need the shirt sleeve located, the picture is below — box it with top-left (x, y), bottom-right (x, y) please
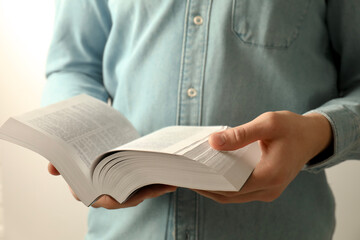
top-left (42, 0), bottom-right (112, 106)
top-left (304, 0), bottom-right (360, 173)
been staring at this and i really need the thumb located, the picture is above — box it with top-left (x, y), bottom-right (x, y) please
top-left (209, 122), bottom-right (265, 151)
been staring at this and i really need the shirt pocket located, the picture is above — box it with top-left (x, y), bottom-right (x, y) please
top-left (232, 0), bottom-right (311, 49)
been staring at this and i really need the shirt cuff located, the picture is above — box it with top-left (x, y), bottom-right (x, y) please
top-left (42, 72), bottom-right (109, 107)
top-left (303, 105), bottom-right (360, 173)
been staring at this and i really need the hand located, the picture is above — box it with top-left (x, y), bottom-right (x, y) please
top-left (193, 111), bottom-right (332, 203)
top-left (48, 163), bottom-right (177, 209)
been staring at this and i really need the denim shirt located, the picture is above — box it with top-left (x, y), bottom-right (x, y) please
top-left (43, 0), bottom-right (360, 239)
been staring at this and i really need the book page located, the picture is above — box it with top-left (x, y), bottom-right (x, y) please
top-left (115, 126), bottom-right (225, 154)
top-left (0, 118), bottom-right (99, 205)
top-left (14, 95), bottom-right (140, 168)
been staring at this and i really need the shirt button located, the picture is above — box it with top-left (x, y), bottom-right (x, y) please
top-left (187, 88), bottom-right (197, 98)
top-left (193, 16), bottom-right (203, 25)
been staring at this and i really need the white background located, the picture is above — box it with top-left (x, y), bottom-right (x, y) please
top-left (0, 1), bottom-right (359, 239)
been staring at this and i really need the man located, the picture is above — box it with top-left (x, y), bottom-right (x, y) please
top-left (44, 1), bottom-right (360, 239)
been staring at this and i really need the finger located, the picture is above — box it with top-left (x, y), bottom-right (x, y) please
top-left (194, 187), bottom-right (283, 204)
top-left (93, 185), bottom-right (177, 209)
top-left (92, 185), bottom-right (177, 209)
top-left (133, 185), bottom-right (177, 201)
top-left (209, 119), bottom-right (268, 151)
top-left (91, 195), bottom-right (127, 209)
top-left (192, 189), bottom-right (263, 204)
top-left (48, 163), bottom-right (60, 175)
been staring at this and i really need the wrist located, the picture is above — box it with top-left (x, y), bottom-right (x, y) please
top-left (303, 112), bottom-right (334, 163)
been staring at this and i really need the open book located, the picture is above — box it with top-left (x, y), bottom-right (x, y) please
top-left (0, 95), bottom-right (261, 206)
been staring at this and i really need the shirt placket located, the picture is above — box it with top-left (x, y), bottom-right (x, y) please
top-left (176, 0), bottom-right (211, 127)
top-left (175, 0), bottom-right (212, 240)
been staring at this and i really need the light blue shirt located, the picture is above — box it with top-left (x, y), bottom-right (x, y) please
top-left (43, 0), bottom-right (360, 239)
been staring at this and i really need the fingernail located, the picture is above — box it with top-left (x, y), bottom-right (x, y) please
top-left (213, 133), bottom-right (225, 146)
